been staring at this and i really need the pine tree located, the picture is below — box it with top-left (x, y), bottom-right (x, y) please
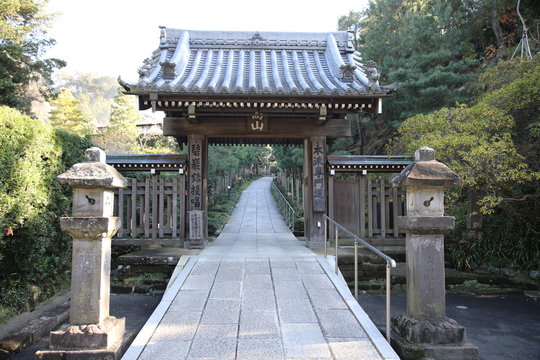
top-left (361, 0), bottom-right (478, 121)
top-left (0, 0), bottom-right (65, 112)
top-left (93, 90), bottom-right (140, 153)
top-left (49, 88), bottom-right (94, 137)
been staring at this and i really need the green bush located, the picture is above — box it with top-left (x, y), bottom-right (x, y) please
top-left (0, 106), bottom-right (93, 315)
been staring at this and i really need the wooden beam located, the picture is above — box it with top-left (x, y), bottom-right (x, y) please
top-left (163, 117), bottom-right (351, 138)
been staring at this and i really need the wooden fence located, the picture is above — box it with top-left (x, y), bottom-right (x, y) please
top-left (329, 175), bottom-right (406, 239)
top-left (113, 175), bottom-right (186, 240)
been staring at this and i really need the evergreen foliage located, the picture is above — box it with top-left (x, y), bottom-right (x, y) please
top-left (0, 106), bottom-right (93, 314)
top-left (49, 88), bottom-right (95, 137)
top-left (272, 146), bottom-right (303, 174)
top-left (92, 89), bottom-right (141, 153)
top-left (0, 0), bottom-right (65, 112)
top-left (361, 0), bottom-right (478, 122)
top-left (54, 72), bottom-right (119, 126)
top-left (390, 56), bottom-right (540, 270)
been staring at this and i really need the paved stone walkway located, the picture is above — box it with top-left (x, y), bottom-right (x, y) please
top-left (122, 177), bottom-right (398, 360)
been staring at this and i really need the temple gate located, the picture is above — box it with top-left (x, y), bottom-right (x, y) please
top-left (120, 28), bottom-right (395, 248)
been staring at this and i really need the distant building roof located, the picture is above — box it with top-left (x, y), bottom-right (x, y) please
top-left (327, 155), bottom-right (414, 173)
top-left (122, 28), bottom-right (393, 98)
top-left (106, 154), bottom-right (186, 172)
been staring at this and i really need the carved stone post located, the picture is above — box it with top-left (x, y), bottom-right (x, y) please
top-left (37, 148), bottom-right (127, 359)
top-left (186, 134), bottom-right (208, 248)
top-left (391, 146), bottom-right (478, 359)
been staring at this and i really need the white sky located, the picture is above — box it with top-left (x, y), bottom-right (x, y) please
top-left (45, 0), bottom-right (368, 82)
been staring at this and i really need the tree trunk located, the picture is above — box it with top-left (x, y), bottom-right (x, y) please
top-left (491, 9), bottom-right (504, 49)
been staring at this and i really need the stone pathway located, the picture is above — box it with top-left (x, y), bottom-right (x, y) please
top-left (122, 177), bottom-right (398, 360)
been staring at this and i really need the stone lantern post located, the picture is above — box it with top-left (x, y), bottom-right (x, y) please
top-left (391, 146), bottom-right (478, 359)
top-left (37, 148), bottom-right (127, 359)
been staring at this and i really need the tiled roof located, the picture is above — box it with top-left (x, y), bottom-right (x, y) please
top-left (327, 155), bottom-right (414, 173)
top-left (124, 28), bottom-right (391, 98)
top-left (106, 154), bottom-right (186, 172)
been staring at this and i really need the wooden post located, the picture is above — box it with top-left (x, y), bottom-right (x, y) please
top-left (367, 177), bottom-right (373, 238)
top-left (328, 170), bottom-right (334, 242)
top-left (359, 174), bottom-right (366, 239)
top-left (138, 181), bottom-right (144, 238)
top-left (152, 174), bottom-right (158, 239)
top-left (144, 178), bottom-right (150, 238)
top-left (393, 186), bottom-right (399, 237)
top-left (117, 187), bottom-right (124, 238)
top-left (307, 136), bottom-right (326, 248)
top-left (303, 139), bottom-right (311, 238)
top-left (159, 177), bottom-right (165, 238)
top-left (172, 177), bottom-right (178, 238)
top-left (186, 134), bottom-right (208, 248)
top-left (179, 173), bottom-right (186, 240)
top-left (380, 178), bottom-right (386, 239)
top-left (131, 178), bottom-right (137, 239)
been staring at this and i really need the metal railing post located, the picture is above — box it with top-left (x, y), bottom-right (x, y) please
top-left (354, 240), bottom-right (358, 300)
top-left (335, 227), bottom-right (339, 275)
top-left (386, 262), bottom-right (391, 343)
top-left (324, 217), bottom-right (328, 258)
top-left (323, 214), bottom-right (396, 345)
top-left (271, 181), bottom-right (296, 230)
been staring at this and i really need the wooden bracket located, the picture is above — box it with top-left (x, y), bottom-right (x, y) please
top-left (187, 104), bottom-right (198, 123)
top-left (149, 93), bottom-right (158, 113)
top-left (319, 105), bottom-right (328, 122)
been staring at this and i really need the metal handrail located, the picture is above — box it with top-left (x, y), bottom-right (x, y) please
top-left (323, 214), bottom-right (396, 343)
top-left (271, 181), bottom-right (296, 230)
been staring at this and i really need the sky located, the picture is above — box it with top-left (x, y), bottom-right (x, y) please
top-left (45, 0), bottom-right (369, 82)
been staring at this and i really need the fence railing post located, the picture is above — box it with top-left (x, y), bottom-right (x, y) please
top-left (323, 214), bottom-right (396, 345)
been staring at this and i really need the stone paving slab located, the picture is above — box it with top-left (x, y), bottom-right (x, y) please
top-left (122, 178), bottom-right (398, 360)
top-left (239, 310), bottom-right (280, 339)
top-left (281, 323), bottom-right (332, 358)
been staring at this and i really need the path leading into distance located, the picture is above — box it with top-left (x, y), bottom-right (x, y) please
top-left (122, 177), bottom-right (398, 360)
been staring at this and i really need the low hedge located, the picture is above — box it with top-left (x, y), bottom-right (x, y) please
top-left (0, 106), bottom-right (93, 317)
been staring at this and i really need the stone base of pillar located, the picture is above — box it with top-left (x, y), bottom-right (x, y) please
top-left (36, 317), bottom-right (125, 359)
top-left (392, 314), bottom-right (464, 345)
top-left (36, 342), bottom-right (125, 360)
top-left (391, 337), bottom-right (479, 360)
top-left (184, 240), bottom-right (208, 249)
top-left (306, 240), bottom-right (328, 249)
top-left (422, 343), bottom-right (480, 360)
top-left (390, 315), bottom-right (479, 360)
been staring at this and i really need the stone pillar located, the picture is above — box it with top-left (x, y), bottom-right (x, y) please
top-left (391, 146), bottom-right (478, 360)
top-left (186, 134), bottom-right (208, 248)
top-left (306, 136), bottom-right (326, 248)
top-left (36, 148), bottom-right (127, 360)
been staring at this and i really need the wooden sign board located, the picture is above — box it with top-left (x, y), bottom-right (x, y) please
top-left (189, 210), bottom-right (204, 240)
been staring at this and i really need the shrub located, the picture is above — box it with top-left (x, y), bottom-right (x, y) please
top-left (0, 106), bottom-right (92, 315)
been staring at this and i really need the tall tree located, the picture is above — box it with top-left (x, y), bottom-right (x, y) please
top-left (390, 56), bottom-right (540, 270)
top-left (0, 0), bottom-right (65, 112)
top-left (49, 88), bottom-right (94, 137)
top-left (54, 72), bottom-right (119, 126)
top-left (361, 0), bottom-right (478, 121)
top-left (93, 89), bottom-right (140, 153)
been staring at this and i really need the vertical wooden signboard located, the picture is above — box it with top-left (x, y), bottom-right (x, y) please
top-left (312, 137), bottom-right (326, 213)
top-left (187, 135), bottom-right (207, 247)
top-left (189, 138), bottom-right (203, 211)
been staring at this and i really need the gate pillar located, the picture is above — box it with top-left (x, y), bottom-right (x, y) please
top-left (304, 136), bottom-right (327, 248)
top-left (186, 134), bottom-right (208, 248)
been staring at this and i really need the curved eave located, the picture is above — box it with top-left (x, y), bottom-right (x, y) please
top-left (122, 86), bottom-right (394, 99)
